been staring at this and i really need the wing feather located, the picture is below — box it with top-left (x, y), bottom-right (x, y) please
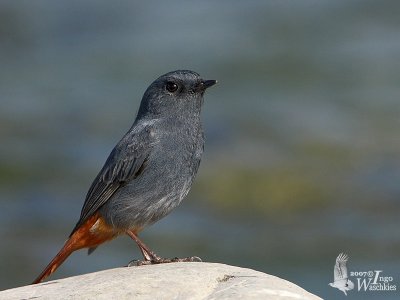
top-left (70, 126), bottom-right (152, 235)
top-left (334, 253), bottom-right (349, 281)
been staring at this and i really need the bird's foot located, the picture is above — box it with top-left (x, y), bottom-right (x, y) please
top-left (127, 256), bottom-right (202, 267)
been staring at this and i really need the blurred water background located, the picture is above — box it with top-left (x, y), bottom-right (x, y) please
top-left (1, 1), bottom-right (400, 299)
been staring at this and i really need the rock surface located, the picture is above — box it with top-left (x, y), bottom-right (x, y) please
top-left (0, 262), bottom-right (322, 300)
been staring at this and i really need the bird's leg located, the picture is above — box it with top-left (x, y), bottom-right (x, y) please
top-left (126, 230), bottom-right (162, 262)
top-left (138, 244), bottom-right (152, 261)
top-left (125, 230), bottom-right (202, 266)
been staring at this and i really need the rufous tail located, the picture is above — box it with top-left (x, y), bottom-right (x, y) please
top-left (32, 213), bottom-right (117, 284)
top-left (32, 237), bottom-right (76, 284)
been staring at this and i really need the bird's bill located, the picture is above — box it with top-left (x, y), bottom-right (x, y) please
top-left (201, 79), bottom-right (217, 89)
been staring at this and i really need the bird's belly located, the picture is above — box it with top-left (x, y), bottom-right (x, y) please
top-left (99, 153), bottom-right (198, 230)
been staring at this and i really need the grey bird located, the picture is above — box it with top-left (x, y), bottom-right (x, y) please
top-left (329, 253), bottom-right (354, 295)
top-left (33, 70), bottom-right (217, 284)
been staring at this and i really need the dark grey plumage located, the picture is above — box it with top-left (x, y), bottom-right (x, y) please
top-left (71, 70), bottom-right (216, 235)
top-left (32, 70), bottom-right (216, 284)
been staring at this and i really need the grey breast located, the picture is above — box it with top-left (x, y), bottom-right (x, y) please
top-left (101, 118), bottom-right (204, 230)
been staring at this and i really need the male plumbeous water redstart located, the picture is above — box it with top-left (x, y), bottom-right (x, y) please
top-left (33, 70), bottom-right (217, 284)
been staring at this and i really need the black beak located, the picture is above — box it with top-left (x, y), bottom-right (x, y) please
top-left (200, 79), bottom-right (217, 90)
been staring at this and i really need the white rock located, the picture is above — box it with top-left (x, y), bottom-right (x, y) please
top-left (0, 262), bottom-right (322, 300)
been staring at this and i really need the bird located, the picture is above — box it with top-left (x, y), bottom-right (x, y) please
top-left (329, 253), bottom-right (354, 295)
top-left (32, 70), bottom-right (217, 284)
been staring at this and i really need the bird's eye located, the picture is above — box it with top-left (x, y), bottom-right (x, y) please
top-left (166, 81), bottom-right (179, 93)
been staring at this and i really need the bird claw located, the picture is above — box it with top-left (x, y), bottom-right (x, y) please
top-left (186, 256), bottom-right (202, 262)
top-left (170, 256), bottom-right (202, 263)
top-left (127, 259), bottom-right (142, 267)
top-left (127, 256), bottom-right (202, 267)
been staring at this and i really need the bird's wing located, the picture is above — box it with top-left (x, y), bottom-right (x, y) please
top-left (70, 126), bottom-right (153, 235)
top-left (334, 253), bottom-right (349, 281)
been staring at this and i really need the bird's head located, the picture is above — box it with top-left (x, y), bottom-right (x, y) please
top-left (346, 280), bottom-right (355, 290)
top-left (137, 70), bottom-right (217, 119)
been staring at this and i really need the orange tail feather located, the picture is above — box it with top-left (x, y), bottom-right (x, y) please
top-left (32, 213), bottom-right (117, 284)
top-left (32, 238), bottom-right (75, 284)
